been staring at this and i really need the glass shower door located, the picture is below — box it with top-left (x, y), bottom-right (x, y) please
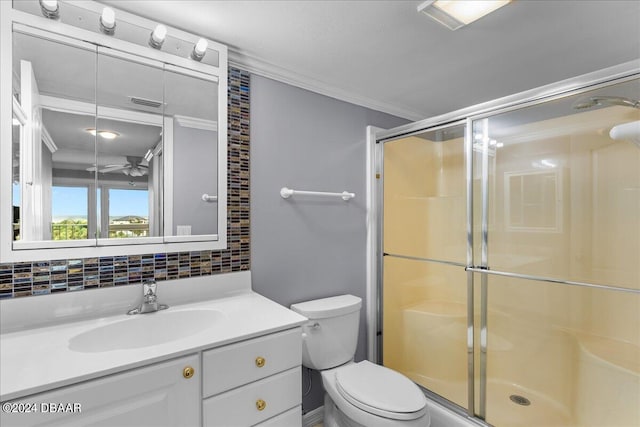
top-left (382, 122), bottom-right (472, 409)
top-left (381, 76), bottom-right (639, 425)
top-left (472, 78), bottom-right (640, 426)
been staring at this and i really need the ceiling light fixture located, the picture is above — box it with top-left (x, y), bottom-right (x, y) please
top-left (149, 24), bottom-right (167, 49)
top-left (39, 0), bottom-right (59, 19)
top-left (99, 7), bottom-right (116, 35)
top-left (86, 128), bottom-right (119, 140)
top-left (417, 0), bottom-right (511, 31)
top-left (191, 38), bottom-right (208, 61)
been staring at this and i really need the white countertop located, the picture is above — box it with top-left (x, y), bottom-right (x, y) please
top-left (1, 290), bottom-right (307, 401)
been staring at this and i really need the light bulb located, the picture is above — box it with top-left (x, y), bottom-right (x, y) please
top-left (191, 38), bottom-right (208, 60)
top-left (41, 0), bottom-right (58, 12)
top-left (101, 8), bottom-right (115, 27)
top-left (100, 7), bottom-right (116, 34)
top-left (195, 38), bottom-right (208, 55)
top-left (39, 0), bottom-right (59, 19)
top-left (149, 24), bottom-right (167, 49)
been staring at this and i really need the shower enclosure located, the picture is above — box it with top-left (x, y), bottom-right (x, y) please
top-left (373, 64), bottom-right (639, 426)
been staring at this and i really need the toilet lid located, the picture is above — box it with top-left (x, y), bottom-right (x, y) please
top-left (335, 361), bottom-right (427, 421)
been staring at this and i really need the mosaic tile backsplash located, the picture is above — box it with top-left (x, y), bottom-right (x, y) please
top-left (0, 67), bottom-right (250, 299)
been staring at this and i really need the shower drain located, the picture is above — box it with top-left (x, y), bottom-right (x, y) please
top-left (509, 394), bottom-right (531, 406)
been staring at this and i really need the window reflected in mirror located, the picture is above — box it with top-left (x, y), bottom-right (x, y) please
top-left (51, 186), bottom-right (89, 240)
top-left (106, 188), bottom-right (150, 238)
top-left (96, 50), bottom-right (164, 240)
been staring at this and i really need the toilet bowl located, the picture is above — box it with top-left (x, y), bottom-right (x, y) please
top-left (322, 361), bottom-right (430, 427)
top-left (291, 295), bottom-right (430, 427)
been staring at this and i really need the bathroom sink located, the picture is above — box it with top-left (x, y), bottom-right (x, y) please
top-left (69, 309), bottom-right (225, 352)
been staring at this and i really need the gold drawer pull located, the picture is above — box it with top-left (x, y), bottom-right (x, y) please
top-left (256, 399), bottom-right (266, 411)
top-left (255, 356), bottom-right (266, 368)
top-left (183, 366), bottom-right (195, 379)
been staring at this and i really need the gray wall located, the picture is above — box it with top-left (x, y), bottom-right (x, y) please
top-left (250, 75), bottom-right (408, 413)
top-left (172, 124), bottom-right (218, 235)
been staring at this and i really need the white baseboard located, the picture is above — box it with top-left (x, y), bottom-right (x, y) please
top-left (302, 406), bottom-right (324, 427)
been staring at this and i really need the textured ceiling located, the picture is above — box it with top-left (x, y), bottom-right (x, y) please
top-left (103, 0), bottom-right (640, 121)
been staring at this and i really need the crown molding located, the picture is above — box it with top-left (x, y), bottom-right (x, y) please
top-left (228, 48), bottom-right (424, 122)
top-left (41, 126), bottom-right (58, 154)
top-left (174, 115), bottom-right (217, 132)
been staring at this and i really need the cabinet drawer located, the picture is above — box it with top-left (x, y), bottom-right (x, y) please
top-left (203, 367), bottom-right (301, 427)
top-left (203, 328), bottom-right (301, 397)
top-left (256, 406), bottom-right (301, 427)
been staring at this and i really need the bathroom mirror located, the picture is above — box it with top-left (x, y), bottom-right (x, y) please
top-left (2, 1), bottom-right (228, 262)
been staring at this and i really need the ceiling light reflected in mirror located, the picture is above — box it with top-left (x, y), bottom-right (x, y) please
top-left (86, 128), bottom-right (119, 140)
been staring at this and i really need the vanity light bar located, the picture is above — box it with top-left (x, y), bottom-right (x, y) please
top-left (37, 2), bottom-right (209, 63)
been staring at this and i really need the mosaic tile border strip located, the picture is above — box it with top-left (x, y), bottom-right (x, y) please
top-left (0, 67), bottom-right (250, 299)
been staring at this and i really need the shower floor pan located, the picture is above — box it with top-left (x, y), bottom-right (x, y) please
top-left (407, 373), bottom-right (574, 427)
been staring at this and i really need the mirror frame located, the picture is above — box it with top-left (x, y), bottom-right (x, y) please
top-left (0, 1), bottom-right (228, 262)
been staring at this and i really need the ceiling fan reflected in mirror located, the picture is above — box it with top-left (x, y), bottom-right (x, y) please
top-left (87, 156), bottom-right (148, 177)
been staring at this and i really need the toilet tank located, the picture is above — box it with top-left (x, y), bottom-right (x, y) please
top-left (290, 295), bottom-right (362, 370)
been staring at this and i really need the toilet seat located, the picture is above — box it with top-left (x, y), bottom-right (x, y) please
top-left (335, 361), bottom-right (427, 421)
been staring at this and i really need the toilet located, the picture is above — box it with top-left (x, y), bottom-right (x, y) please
top-left (291, 295), bottom-right (430, 427)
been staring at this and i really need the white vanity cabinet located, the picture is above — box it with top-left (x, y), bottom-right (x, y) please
top-left (202, 328), bottom-right (302, 427)
top-left (1, 354), bottom-right (200, 427)
top-left (1, 328), bottom-right (303, 427)
top-left (0, 281), bottom-right (308, 427)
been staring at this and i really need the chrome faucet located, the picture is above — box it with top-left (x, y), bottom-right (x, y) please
top-left (127, 280), bottom-right (169, 315)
